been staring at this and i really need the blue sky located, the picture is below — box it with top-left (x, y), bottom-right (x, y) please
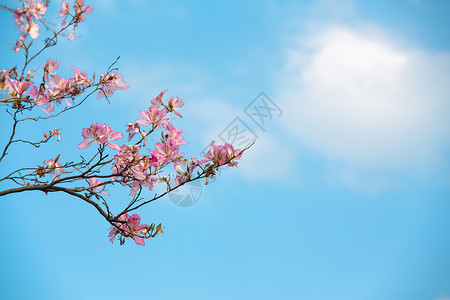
top-left (1, 1), bottom-right (449, 299)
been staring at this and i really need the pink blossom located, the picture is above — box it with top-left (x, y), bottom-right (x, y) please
top-left (173, 157), bottom-right (202, 185)
top-left (111, 145), bottom-right (159, 195)
top-left (102, 125), bottom-right (123, 150)
top-left (108, 213), bottom-right (149, 246)
top-left (9, 80), bottom-right (33, 95)
top-left (150, 90), bottom-right (167, 107)
top-left (43, 157), bottom-right (66, 181)
top-left (32, 1), bottom-right (47, 17)
top-left (48, 74), bottom-right (74, 99)
top-left (13, 1), bottom-right (47, 40)
top-left (112, 145), bottom-right (144, 175)
top-left (60, 1), bottom-right (70, 17)
top-left (174, 162), bottom-right (187, 185)
top-left (44, 58), bottom-right (59, 74)
top-left (168, 96), bottom-right (184, 118)
top-left (29, 86), bottom-right (52, 115)
top-left (136, 107), bottom-right (168, 128)
top-left (13, 10), bottom-right (24, 25)
top-left (126, 122), bottom-right (140, 141)
top-left (206, 141), bottom-right (243, 167)
top-left (108, 213), bottom-right (129, 243)
top-left (129, 175), bottom-right (157, 196)
top-left (0, 70), bottom-right (11, 90)
top-left (152, 139), bottom-right (180, 165)
top-left (27, 22), bottom-right (40, 39)
top-left (78, 123), bottom-right (123, 150)
top-left (89, 177), bottom-right (110, 196)
top-left (74, 0), bottom-right (94, 22)
top-left (97, 72), bottom-right (129, 99)
top-left (13, 40), bottom-right (22, 53)
top-left (72, 66), bottom-right (90, 86)
top-left (126, 214), bottom-right (148, 246)
top-left (163, 122), bottom-right (187, 146)
top-left (49, 129), bottom-right (62, 141)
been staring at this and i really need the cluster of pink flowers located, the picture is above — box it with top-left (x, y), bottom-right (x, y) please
top-left (149, 89), bottom-right (184, 118)
top-left (109, 91), bottom-right (241, 195)
top-left (2, 56), bottom-right (128, 116)
top-left (108, 213), bottom-right (149, 246)
top-left (13, 0), bottom-right (47, 46)
top-left (60, 0), bottom-right (93, 27)
top-left (25, 59), bottom-right (92, 114)
top-left (11, 1), bottom-right (93, 51)
top-left (112, 144), bottom-right (158, 195)
top-left (37, 89), bottom-right (244, 245)
top-left (2, 1), bottom-right (247, 247)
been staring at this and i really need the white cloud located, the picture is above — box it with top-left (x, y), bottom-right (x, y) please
top-left (277, 25), bottom-right (450, 173)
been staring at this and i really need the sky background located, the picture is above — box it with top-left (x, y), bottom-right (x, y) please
top-left (1, 0), bottom-right (449, 299)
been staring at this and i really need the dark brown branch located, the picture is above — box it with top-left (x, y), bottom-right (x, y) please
top-left (0, 184), bottom-right (111, 220)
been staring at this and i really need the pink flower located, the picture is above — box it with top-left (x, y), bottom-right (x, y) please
top-left (168, 96), bottom-right (184, 118)
top-left (174, 162), bottom-right (188, 185)
top-left (152, 139), bottom-right (180, 165)
top-left (163, 122), bottom-right (187, 146)
top-left (74, 0), bottom-right (94, 22)
top-left (48, 74), bottom-right (74, 99)
top-left (60, 1), bottom-right (70, 17)
top-left (9, 80), bottom-right (33, 95)
top-left (49, 129), bottom-right (62, 141)
top-left (126, 214), bottom-right (148, 246)
top-left (108, 213), bottom-right (149, 246)
top-left (13, 1), bottom-right (47, 40)
top-left (13, 10), bottom-right (24, 25)
top-left (151, 90), bottom-right (167, 107)
top-left (32, 1), bottom-right (47, 17)
top-left (111, 145), bottom-right (159, 195)
top-left (72, 66), bottom-right (90, 86)
top-left (108, 213), bottom-right (129, 243)
top-left (136, 107), bottom-right (168, 128)
top-left (206, 141), bottom-right (243, 167)
top-left (13, 40), bottom-right (22, 53)
top-left (89, 177), bottom-right (110, 196)
top-left (44, 58), bottom-right (59, 74)
top-left (19, 20), bottom-right (40, 39)
top-left (43, 157), bottom-right (66, 181)
top-left (0, 70), bottom-right (11, 90)
top-left (102, 125), bottom-right (123, 150)
top-left (29, 86), bottom-right (52, 115)
top-left (173, 157), bottom-right (202, 185)
top-left (78, 123), bottom-right (123, 150)
top-left (97, 72), bottom-right (129, 99)
top-left (126, 122), bottom-right (140, 141)
top-left (129, 175), bottom-right (157, 196)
